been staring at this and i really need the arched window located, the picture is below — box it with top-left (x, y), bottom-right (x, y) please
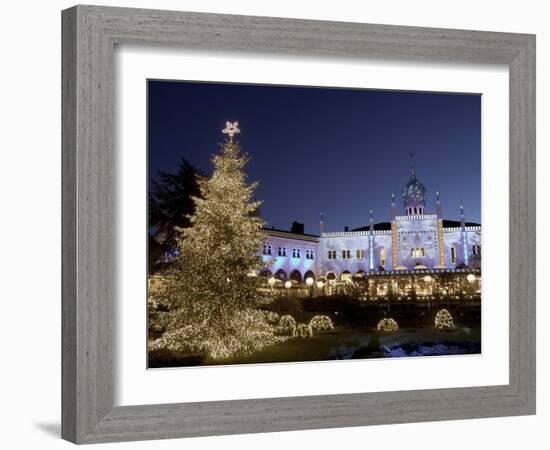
top-left (275, 269), bottom-right (287, 281)
top-left (304, 270), bottom-right (315, 281)
top-left (289, 269), bottom-right (302, 283)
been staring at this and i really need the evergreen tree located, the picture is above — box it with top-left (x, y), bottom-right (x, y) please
top-left (150, 127), bottom-right (279, 359)
top-left (148, 158), bottom-right (203, 253)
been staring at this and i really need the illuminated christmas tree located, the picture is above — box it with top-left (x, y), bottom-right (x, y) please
top-left (150, 122), bottom-right (280, 359)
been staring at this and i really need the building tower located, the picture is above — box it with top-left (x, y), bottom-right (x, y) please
top-left (402, 154), bottom-right (427, 216)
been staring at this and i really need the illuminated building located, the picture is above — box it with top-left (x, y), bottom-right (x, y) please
top-left (261, 164), bottom-right (481, 284)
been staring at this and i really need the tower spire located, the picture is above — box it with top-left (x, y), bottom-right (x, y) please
top-left (319, 212), bottom-right (324, 235)
top-left (402, 155), bottom-right (426, 215)
top-left (409, 152), bottom-right (416, 178)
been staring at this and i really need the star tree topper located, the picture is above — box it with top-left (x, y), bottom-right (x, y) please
top-left (222, 121), bottom-right (240, 140)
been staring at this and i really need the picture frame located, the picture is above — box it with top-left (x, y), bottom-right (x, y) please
top-left (61, 5), bottom-right (535, 444)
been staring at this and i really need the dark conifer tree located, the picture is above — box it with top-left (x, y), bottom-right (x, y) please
top-left (148, 158), bottom-right (204, 254)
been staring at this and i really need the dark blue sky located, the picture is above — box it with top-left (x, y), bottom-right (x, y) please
top-left (148, 80), bottom-right (481, 234)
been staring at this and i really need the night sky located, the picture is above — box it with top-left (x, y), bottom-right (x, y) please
top-left (148, 80), bottom-right (481, 234)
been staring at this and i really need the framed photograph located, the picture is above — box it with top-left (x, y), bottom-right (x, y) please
top-left (62, 5), bottom-right (536, 444)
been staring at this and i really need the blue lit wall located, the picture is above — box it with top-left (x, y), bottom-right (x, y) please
top-left (443, 228), bottom-right (482, 269)
top-left (261, 234), bottom-right (318, 281)
top-left (261, 222), bottom-right (481, 281)
top-left (395, 215), bottom-right (440, 269)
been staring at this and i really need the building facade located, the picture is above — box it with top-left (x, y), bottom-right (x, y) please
top-left (261, 167), bottom-right (481, 283)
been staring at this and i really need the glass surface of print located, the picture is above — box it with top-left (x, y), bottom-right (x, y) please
top-left (147, 80), bottom-right (482, 368)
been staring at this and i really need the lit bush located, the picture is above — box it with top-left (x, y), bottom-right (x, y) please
top-left (264, 311), bottom-right (280, 324)
top-left (293, 323), bottom-right (313, 338)
top-left (309, 315), bottom-right (334, 331)
top-left (275, 314), bottom-right (297, 336)
top-left (279, 314), bottom-right (297, 329)
top-left (434, 309), bottom-right (454, 329)
top-left (377, 318), bottom-right (399, 332)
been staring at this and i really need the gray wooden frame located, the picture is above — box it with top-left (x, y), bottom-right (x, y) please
top-left (62, 5), bottom-right (536, 444)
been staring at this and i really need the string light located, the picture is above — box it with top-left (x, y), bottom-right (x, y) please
top-left (309, 315), bottom-right (334, 331)
top-left (149, 127), bottom-right (283, 359)
top-left (377, 318), bottom-right (399, 332)
top-left (434, 309), bottom-right (454, 329)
